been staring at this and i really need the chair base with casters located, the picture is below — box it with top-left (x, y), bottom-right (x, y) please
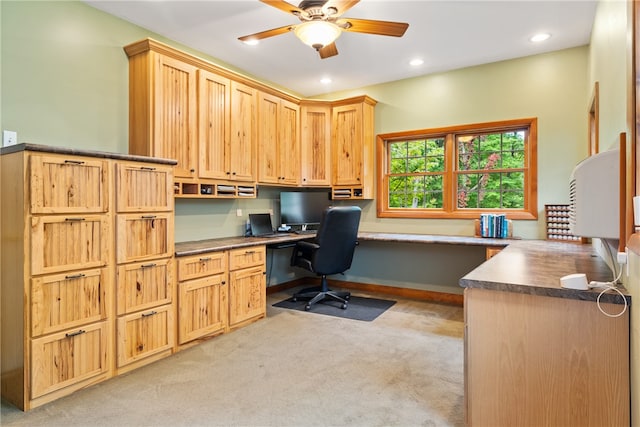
top-left (292, 275), bottom-right (350, 311)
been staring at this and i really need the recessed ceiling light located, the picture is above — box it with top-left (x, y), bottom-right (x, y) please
top-left (243, 39), bottom-right (259, 46)
top-left (529, 33), bottom-right (551, 43)
top-left (409, 58), bottom-right (424, 66)
top-left (320, 77), bottom-right (332, 84)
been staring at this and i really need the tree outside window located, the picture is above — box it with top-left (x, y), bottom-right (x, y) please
top-left (377, 118), bottom-right (537, 219)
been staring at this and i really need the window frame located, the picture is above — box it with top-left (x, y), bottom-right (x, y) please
top-left (376, 118), bottom-right (538, 220)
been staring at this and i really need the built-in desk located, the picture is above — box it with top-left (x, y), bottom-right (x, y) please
top-left (460, 240), bottom-right (630, 426)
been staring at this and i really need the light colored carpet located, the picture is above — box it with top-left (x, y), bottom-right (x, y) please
top-left (1, 290), bottom-right (465, 427)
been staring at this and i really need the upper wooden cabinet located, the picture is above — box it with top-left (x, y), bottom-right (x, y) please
top-left (198, 69), bottom-right (231, 181)
top-left (126, 47), bottom-right (197, 179)
top-left (229, 81), bottom-right (257, 182)
top-left (258, 92), bottom-right (300, 186)
top-left (331, 96), bottom-right (376, 199)
top-left (300, 103), bottom-right (331, 187)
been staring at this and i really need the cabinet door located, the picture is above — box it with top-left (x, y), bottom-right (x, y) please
top-left (257, 91), bottom-right (280, 184)
top-left (300, 104), bottom-right (331, 186)
top-left (31, 268), bottom-right (108, 337)
top-left (229, 265), bottom-right (266, 327)
top-left (228, 246), bottom-right (266, 271)
top-left (229, 81), bottom-right (257, 182)
top-left (279, 100), bottom-right (300, 186)
top-left (31, 321), bottom-right (108, 399)
top-left (177, 251), bottom-right (227, 282)
top-left (116, 304), bottom-right (173, 367)
top-left (31, 215), bottom-right (110, 275)
top-left (198, 70), bottom-right (231, 180)
top-left (30, 155), bottom-right (108, 214)
top-left (332, 103), bottom-right (363, 186)
top-left (116, 259), bottom-right (172, 315)
top-left (115, 163), bottom-right (173, 213)
top-left (155, 54), bottom-right (197, 179)
top-left (178, 275), bottom-right (228, 344)
top-left (116, 213), bottom-right (173, 263)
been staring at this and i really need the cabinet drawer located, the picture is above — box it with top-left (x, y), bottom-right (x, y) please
top-left (31, 268), bottom-right (108, 337)
top-left (30, 155), bottom-right (109, 214)
top-left (116, 213), bottom-right (173, 263)
top-left (116, 163), bottom-right (173, 213)
top-left (31, 215), bottom-right (110, 275)
top-left (228, 246), bottom-right (265, 271)
top-left (117, 304), bottom-right (173, 367)
top-left (117, 259), bottom-right (172, 315)
top-left (177, 251), bottom-right (227, 281)
top-left (178, 275), bottom-right (228, 344)
top-left (31, 321), bottom-right (108, 399)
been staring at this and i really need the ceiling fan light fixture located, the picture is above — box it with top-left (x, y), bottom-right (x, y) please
top-left (294, 20), bottom-right (341, 50)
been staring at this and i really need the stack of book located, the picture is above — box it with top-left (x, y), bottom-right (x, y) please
top-left (479, 213), bottom-right (509, 238)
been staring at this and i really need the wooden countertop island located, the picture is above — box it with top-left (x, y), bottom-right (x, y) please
top-left (460, 239), bottom-right (630, 426)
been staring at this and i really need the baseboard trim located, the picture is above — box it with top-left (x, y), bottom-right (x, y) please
top-left (267, 278), bottom-right (464, 307)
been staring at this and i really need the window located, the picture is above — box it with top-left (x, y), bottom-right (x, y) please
top-left (376, 118), bottom-right (537, 219)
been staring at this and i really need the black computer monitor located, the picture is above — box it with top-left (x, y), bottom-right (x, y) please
top-left (279, 191), bottom-right (331, 228)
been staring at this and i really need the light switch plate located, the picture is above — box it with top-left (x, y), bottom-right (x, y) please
top-left (3, 130), bottom-right (17, 147)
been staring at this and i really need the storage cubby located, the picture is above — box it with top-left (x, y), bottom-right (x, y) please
top-left (545, 204), bottom-right (585, 243)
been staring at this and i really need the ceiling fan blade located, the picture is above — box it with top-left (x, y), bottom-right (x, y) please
top-left (323, 0), bottom-right (359, 17)
top-left (259, 0), bottom-right (303, 15)
top-left (319, 42), bottom-right (339, 59)
top-left (238, 25), bottom-right (294, 43)
top-left (339, 18), bottom-right (409, 37)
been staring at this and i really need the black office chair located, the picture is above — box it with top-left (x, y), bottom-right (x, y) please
top-left (290, 206), bottom-right (361, 311)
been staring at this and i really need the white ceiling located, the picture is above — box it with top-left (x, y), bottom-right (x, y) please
top-left (84, 0), bottom-right (598, 97)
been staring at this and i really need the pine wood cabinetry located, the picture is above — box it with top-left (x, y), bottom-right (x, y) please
top-left (229, 81), bottom-right (258, 182)
top-left (198, 69), bottom-right (231, 181)
top-left (177, 252), bottom-right (228, 345)
top-left (258, 91), bottom-right (300, 186)
top-left (228, 246), bottom-right (267, 328)
top-left (114, 161), bottom-right (174, 372)
top-left (331, 96), bottom-right (376, 199)
top-left (1, 150), bottom-right (113, 411)
top-left (127, 50), bottom-right (197, 180)
top-left (300, 103), bottom-right (332, 187)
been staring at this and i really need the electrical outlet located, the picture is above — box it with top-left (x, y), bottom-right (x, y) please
top-left (236, 209), bottom-right (242, 217)
top-left (3, 130), bottom-right (17, 147)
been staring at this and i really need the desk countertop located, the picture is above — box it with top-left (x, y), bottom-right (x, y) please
top-left (460, 239), bottom-right (631, 304)
top-left (174, 232), bottom-right (630, 305)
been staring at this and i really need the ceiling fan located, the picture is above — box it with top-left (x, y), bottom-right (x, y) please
top-left (238, 0), bottom-right (409, 59)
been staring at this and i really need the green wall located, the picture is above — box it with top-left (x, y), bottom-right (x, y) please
top-left (1, 0), bottom-right (592, 293)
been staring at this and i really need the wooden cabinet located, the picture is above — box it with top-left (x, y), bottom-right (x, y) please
top-left (127, 47), bottom-right (197, 179)
top-left (1, 151), bottom-right (114, 411)
top-left (114, 161), bottom-right (175, 372)
top-left (300, 103), bottom-right (332, 187)
top-left (198, 69), bottom-right (231, 181)
top-left (258, 91), bottom-right (300, 186)
top-left (177, 252), bottom-right (228, 345)
top-left (228, 246), bottom-right (266, 329)
top-left (464, 288), bottom-right (629, 426)
top-left (331, 96), bottom-right (376, 199)
top-left (229, 81), bottom-right (257, 182)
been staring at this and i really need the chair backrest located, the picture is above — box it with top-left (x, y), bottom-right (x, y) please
top-left (311, 206), bottom-right (362, 275)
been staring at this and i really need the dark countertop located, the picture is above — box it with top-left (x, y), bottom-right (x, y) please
top-left (0, 143), bottom-right (177, 165)
top-left (460, 239), bottom-right (631, 304)
top-left (176, 232), bottom-right (630, 305)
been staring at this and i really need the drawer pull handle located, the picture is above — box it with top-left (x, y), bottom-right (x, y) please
top-left (65, 330), bottom-right (86, 338)
top-left (64, 160), bottom-right (85, 165)
top-left (244, 250), bottom-right (255, 254)
top-left (199, 257), bottom-right (212, 262)
top-left (140, 166), bottom-right (156, 171)
top-left (141, 310), bottom-right (158, 318)
top-left (65, 217), bottom-right (85, 222)
top-left (141, 215), bottom-right (157, 219)
top-left (141, 263), bottom-right (157, 269)
top-left (65, 273), bottom-right (86, 279)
